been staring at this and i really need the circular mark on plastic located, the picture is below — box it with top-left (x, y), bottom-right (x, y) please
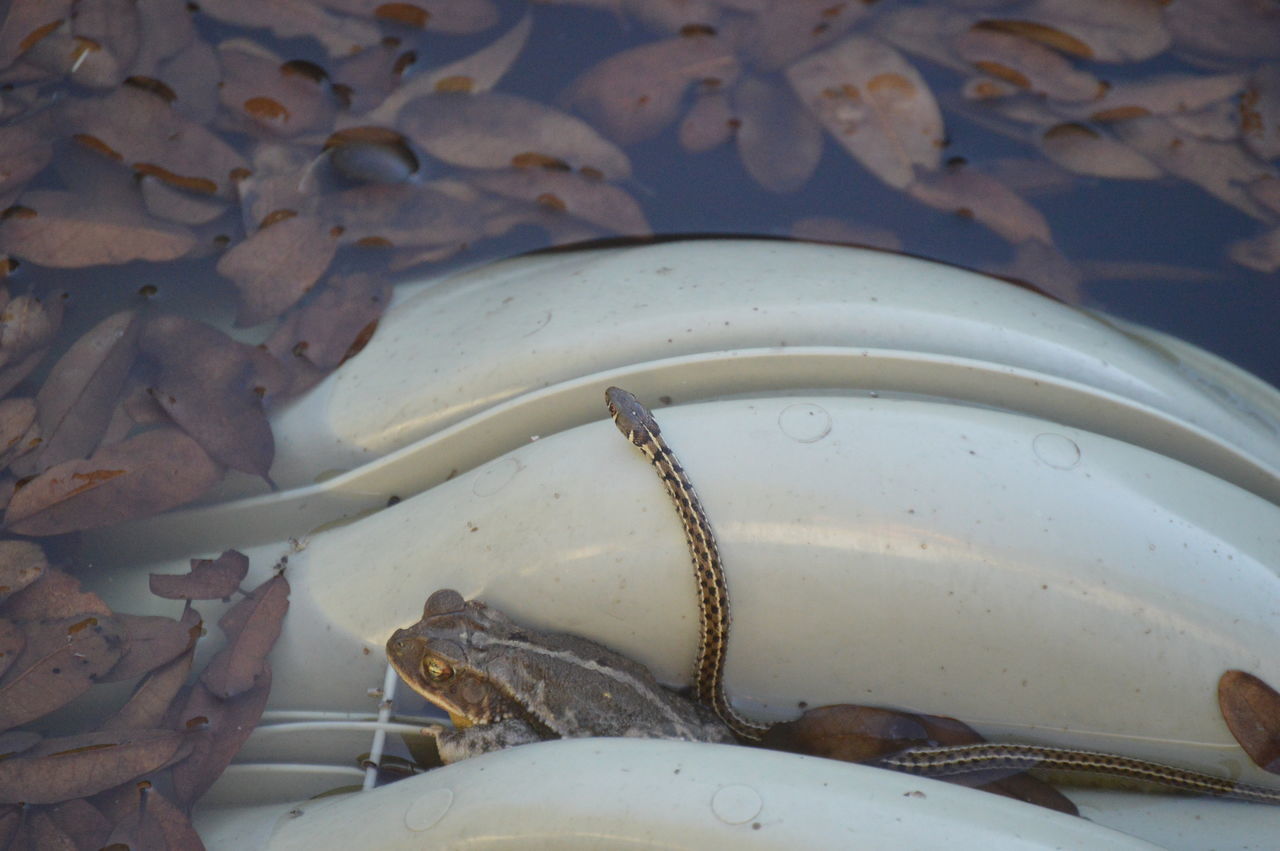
top-left (472, 457), bottom-right (523, 497)
top-left (777, 403), bottom-right (832, 444)
top-left (1032, 433), bottom-right (1081, 470)
top-left (711, 784), bottom-right (763, 824)
top-left (405, 788), bottom-right (453, 831)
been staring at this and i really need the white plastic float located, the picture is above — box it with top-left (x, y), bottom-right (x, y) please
top-left (76, 241), bottom-right (1280, 849)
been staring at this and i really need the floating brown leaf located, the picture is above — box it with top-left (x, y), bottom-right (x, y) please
top-left (171, 666), bottom-right (272, 807)
top-left (217, 213), bottom-right (340, 326)
top-left (0, 565), bottom-right (110, 620)
top-left (0, 729), bottom-right (191, 804)
top-left (200, 574), bottom-right (288, 699)
top-left (151, 549), bottom-right (249, 601)
top-left (0, 539), bottom-right (45, 603)
top-left (100, 614), bottom-right (199, 683)
top-left (401, 91), bottom-right (632, 180)
top-left (470, 169), bottom-right (650, 236)
top-left (0, 614), bottom-right (125, 731)
top-left (0, 189), bottom-right (197, 268)
top-left (908, 167), bottom-right (1054, 245)
top-left (565, 35), bottom-right (740, 144)
top-left (139, 315), bottom-right (280, 478)
top-left (786, 34), bottom-right (943, 189)
top-left (101, 782), bottom-right (204, 850)
top-left (734, 75), bottom-right (823, 194)
top-left (1219, 669), bottom-right (1280, 774)
top-left (19, 310), bottom-right (140, 476)
top-left (4, 426), bottom-right (224, 536)
top-left (100, 616), bottom-right (198, 732)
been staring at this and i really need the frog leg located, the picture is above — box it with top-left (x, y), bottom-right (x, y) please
top-left (427, 719), bottom-right (544, 764)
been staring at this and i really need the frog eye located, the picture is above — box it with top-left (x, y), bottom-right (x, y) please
top-left (423, 657), bottom-right (453, 681)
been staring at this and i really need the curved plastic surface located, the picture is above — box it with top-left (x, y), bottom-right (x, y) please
top-left (195, 739), bottom-right (1159, 850)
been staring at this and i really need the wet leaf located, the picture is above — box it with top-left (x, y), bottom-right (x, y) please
top-left (100, 615), bottom-right (198, 732)
top-left (62, 86), bottom-right (249, 198)
top-left (1242, 64), bottom-right (1280, 161)
top-left (786, 34), bottom-right (943, 189)
top-left (733, 75), bottom-right (822, 194)
top-left (171, 666), bottom-right (272, 807)
top-left (677, 87), bottom-right (734, 153)
top-left (0, 730), bottom-right (40, 757)
top-left (908, 167), bottom-right (1053, 245)
top-left (0, 566), bottom-right (110, 621)
top-left (18, 310), bottom-right (140, 476)
top-left (1039, 123), bottom-right (1161, 179)
top-left (139, 173), bottom-right (230, 226)
top-left (737, 0), bottom-right (868, 71)
top-left (67, 0), bottom-right (141, 89)
top-left (1074, 73), bottom-right (1246, 124)
top-left (0, 189), bottom-right (197, 268)
top-left (218, 41), bottom-right (336, 138)
top-left (0, 539), bottom-right (45, 603)
top-left (401, 91), bottom-right (631, 181)
top-left (0, 293), bottom-right (61, 358)
top-left (139, 315), bottom-right (280, 478)
top-left (195, 0), bottom-right (380, 57)
top-left (0, 0), bottom-right (72, 69)
top-left (979, 0), bottom-right (1170, 63)
top-left (0, 620), bottom-right (21, 680)
top-left (4, 426), bottom-right (224, 536)
top-left (1113, 116), bottom-right (1277, 220)
top-left (1228, 226), bottom-right (1280, 273)
top-left (955, 27), bottom-right (1104, 102)
top-left (1165, 0), bottom-right (1280, 61)
top-left (1219, 669), bottom-right (1280, 773)
top-left (150, 549), bottom-right (249, 601)
top-left (0, 614), bottom-right (126, 731)
top-left (0, 729), bottom-right (191, 804)
top-left (200, 574), bottom-right (288, 699)
top-left (0, 122), bottom-right (52, 201)
top-left (264, 271), bottom-right (391, 382)
top-left (100, 614), bottom-right (199, 683)
top-left (565, 35), bottom-right (740, 144)
top-left (760, 704), bottom-right (932, 762)
top-left (217, 213), bottom-right (340, 326)
top-left (0, 397), bottom-right (38, 466)
top-left (470, 168), bottom-right (650, 236)
top-left (101, 782), bottom-right (204, 850)
top-left (23, 798), bottom-right (111, 850)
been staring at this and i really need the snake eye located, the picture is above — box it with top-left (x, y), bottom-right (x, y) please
top-left (423, 658), bottom-right (454, 681)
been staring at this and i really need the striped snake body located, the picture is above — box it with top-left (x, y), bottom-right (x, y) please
top-left (604, 387), bottom-right (1280, 805)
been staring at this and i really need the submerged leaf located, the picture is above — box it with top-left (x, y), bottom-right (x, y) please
top-left (908, 167), bottom-right (1053, 245)
top-left (101, 783), bottom-right (205, 850)
top-left (1219, 670), bottom-right (1280, 773)
top-left (0, 565), bottom-right (111, 620)
top-left (4, 427), bottom-right (224, 536)
top-left (139, 315), bottom-right (280, 478)
top-left (0, 539), bottom-right (45, 603)
top-left (200, 574), bottom-right (288, 699)
top-left (0, 614), bottom-right (126, 730)
top-left (733, 75), bottom-right (823, 194)
top-left (786, 35), bottom-right (943, 189)
top-left (0, 620), bottom-right (22, 680)
top-left (24, 798), bottom-right (111, 850)
top-left (171, 666), bottom-right (272, 807)
top-left (99, 614), bottom-right (198, 683)
top-left (0, 729), bottom-right (190, 804)
top-left (470, 169), bottom-right (650, 236)
top-left (151, 550), bottom-right (249, 601)
top-left (217, 213), bottom-right (340, 326)
top-left (100, 615), bottom-right (198, 732)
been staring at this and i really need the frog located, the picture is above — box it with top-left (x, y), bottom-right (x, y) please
top-left (385, 588), bottom-right (738, 763)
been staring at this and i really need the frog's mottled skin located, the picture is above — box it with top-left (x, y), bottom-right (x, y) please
top-left (387, 589), bottom-right (736, 763)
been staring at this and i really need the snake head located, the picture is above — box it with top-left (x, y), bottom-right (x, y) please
top-left (605, 386), bottom-right (661, 444)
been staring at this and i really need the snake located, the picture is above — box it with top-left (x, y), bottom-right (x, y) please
top-left (604, 386), bottom-right (1280, 805)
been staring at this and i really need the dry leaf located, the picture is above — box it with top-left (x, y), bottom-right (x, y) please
top-left (200, 574), bottom-right (289, 699)
top-left (733, 75), bottom-right (822, 194)
top-left (0, 729), bottom-right (191, 804)
top-left (4, 426), bottom-right (224, 536)
top-left (786, 35), bottom-right (943, 190)
top-left (565, 35), bottom-right (740, 144)
top-left (139, 315), bottom-right (280, 478)
top-left (0, 539), bottom-right (45, 603)
top-left (401, 91), bottom-right (632, 180)
top-left (0, 614), bottom-right (126, 730)
top-left (171, 666), bottom-right (272, 807)
top-left (0, 566), bottom-right (111, 621)
top-left (150, 550), bottom-right (249, 601)
top-left (1218, 669), bottom-right (1280, 773)
top-left (217, 213), bottom-right (340, 326)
